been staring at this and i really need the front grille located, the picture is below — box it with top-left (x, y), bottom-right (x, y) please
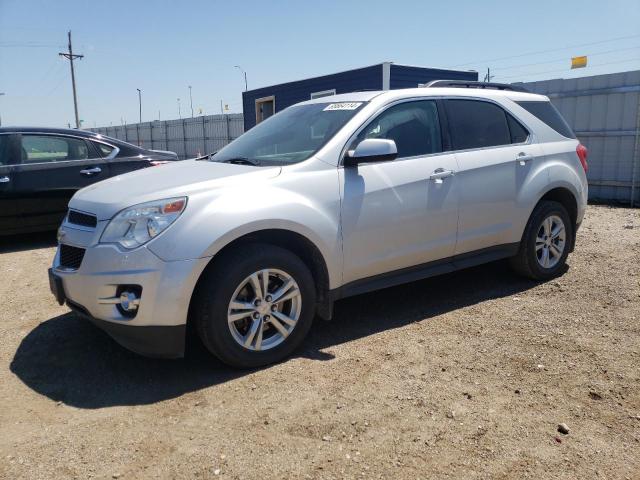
top-left (67, 210), bottom-right (97, 228)
top-left (59, 244), bottom-right (86, 270)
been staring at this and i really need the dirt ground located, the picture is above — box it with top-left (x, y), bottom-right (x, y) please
top-left (0, 205), bottom-right (638, 480)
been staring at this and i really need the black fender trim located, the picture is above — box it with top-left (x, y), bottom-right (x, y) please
top-left (330, 243), bottom-right (520, 302)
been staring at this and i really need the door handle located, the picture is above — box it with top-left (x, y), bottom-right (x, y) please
top-left (429, 169), bottom-right (455, 184)
top-left (0, 176), bottom-right (9, 183)
top-left (516, 153), bottom-right (534, 165)
top-left (79, 167), bottom-right (102, 176)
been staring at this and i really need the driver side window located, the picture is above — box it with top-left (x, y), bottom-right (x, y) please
top-left (353, 100), bottom-right (443, 158)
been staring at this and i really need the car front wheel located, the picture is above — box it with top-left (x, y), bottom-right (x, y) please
top-left (193, 243), bottom-right (316, 368)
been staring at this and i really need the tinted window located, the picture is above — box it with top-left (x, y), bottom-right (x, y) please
top-left (446, 100), bottom-right (510, 150)
top-left (507, 114), bottom-right (529, 143)
top-left (516, 101), bottom-right (576, 138)
top-left (0, 135), bottom-right (9, 165)
top-left (354, 100), bottom-right (442, 158)
top-left (20, 135), bottom-right (93, 163)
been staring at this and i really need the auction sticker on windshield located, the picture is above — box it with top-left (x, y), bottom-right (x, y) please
top-left (323, 102), bottom-right (362, 111)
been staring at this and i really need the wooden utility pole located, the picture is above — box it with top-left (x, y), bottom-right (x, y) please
top-left (59, 31), bottom-right (83, 128)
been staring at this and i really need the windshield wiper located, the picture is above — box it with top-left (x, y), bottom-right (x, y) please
top-left (219, 157), bottom-right (261, 166)
top-left (195, 151), bottom-right (216, 161)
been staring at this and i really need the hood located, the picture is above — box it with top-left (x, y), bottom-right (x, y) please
top-left (69, 159), bottom-right (282, 220)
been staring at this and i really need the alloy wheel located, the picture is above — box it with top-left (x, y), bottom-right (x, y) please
top-left (535, 215), bottom-right (566, 269)
top-left (227, 269), bottom-right (302, 351)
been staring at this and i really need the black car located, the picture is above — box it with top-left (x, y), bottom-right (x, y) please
top-left (0, 127), bottom-right (179, 235)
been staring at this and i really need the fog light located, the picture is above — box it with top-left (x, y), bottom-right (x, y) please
top-left (120, 291), bottom-right (140, 312)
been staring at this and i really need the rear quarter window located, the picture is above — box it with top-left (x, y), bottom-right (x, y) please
top-left (506, 114), bottom-right (529, 143)
top-left (516, 101), bottom-right (576, 139)
top-left (94, 142), bottom-right (115, 157)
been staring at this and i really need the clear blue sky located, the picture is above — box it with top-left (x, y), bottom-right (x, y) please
top-left (1, 0), bottom-right (639, 128)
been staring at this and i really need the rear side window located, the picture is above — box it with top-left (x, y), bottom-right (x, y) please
top-left (445, 100), bottom-right (510, 150)
top-left (516, 101), bottom-right (576, 139)
top-left (354, 100), bottom-right (442, 158)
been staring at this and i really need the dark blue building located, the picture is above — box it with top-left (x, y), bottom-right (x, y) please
top-left (242, 62), bottom-right (478, 130)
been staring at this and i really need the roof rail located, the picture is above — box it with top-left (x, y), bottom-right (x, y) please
top-left (421, 80), bottom-right (530, 93)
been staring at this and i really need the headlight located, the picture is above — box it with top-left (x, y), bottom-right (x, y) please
top-left (100, 197), bottom-right (187, 249)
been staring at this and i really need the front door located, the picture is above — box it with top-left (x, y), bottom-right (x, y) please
top-left (340, 99), bottom-right (459, 285)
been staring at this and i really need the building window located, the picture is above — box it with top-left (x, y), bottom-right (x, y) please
top-left (310, 89), bottom-right (336, 100)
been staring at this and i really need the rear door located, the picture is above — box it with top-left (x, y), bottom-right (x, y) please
top-left (92, 140), bottom-right (152, 177)
top-left (12, 134), bottom-right (111, 231)
top-left (444, 98), bottom-right (541, 255)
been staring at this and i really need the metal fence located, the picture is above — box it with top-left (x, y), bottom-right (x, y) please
top-left (522, 70), bottom-right (640, 206)
top-left (92, 70), bottom-right (640, 205)
top-left (91, 114), bottom-right (244, 159)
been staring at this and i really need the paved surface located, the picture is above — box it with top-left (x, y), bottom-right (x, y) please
top-left (0, 205), bottom-right (638, 479)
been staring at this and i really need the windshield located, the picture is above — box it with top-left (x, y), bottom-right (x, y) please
top-left (212, 101), bottom-right (366, 166)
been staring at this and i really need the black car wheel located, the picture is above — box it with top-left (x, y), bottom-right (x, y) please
top-left (193, 243), bottom-right (316, 368)
top-left (510, 200), bottom-right (574, 280)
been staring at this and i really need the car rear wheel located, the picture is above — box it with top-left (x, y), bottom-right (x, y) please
top-left (193, 243), bottom-right (316, 368)
top-left (510, 200), bottom-right (573, 280)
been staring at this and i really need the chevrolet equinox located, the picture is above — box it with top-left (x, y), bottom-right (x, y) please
top-left (49, 81), bottom-right (588, 368)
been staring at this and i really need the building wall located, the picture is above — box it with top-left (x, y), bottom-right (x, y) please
top-left (242, 64), bottom-right (478, 131)
top-left (242, 65), bottom-right (383, 131)
top-left (90, 114), bottom-right (244, 160)
top-left (389, 64), bottom-right (477, 89)
top-left (522, 70), bottom-right (640, 205)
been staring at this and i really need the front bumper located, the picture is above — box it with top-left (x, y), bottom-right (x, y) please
top-left (49, 268), bottom-right (185, 358)
top-left (73, 299), bottom-right (186, 358)
top-left (50, 222), bottom-right (210, 358)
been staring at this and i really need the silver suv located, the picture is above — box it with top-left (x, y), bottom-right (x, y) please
top-left (49, 81), bottom-right (588, 368)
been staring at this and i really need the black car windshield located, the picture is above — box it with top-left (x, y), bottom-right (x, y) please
top-left (211, 101), bottom-right (366, 166)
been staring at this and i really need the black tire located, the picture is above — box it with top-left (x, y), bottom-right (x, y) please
top-left (193, 243), bottom-right (316, 368)
top-left (510, 200), bottom-right (574, 280)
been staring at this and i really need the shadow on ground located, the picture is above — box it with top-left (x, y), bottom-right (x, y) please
top-left (0, 231), bottom-right (57, 254)
top-left (10, 260), bottom-right (550, 409)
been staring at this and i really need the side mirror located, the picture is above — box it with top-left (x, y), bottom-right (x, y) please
top-left (343, 138), bottom-right (398, 167)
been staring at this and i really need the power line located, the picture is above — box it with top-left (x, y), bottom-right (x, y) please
top-left (0, 41), bottom-right (62, 48)
top-left (495, 57), bottom-right (640, 81)
top-left (448, 33), bottom-right (640, 68)
top-left (490, 45), bottom-right (640, 72)
top-left (43, 73), bottom-right (68, 97)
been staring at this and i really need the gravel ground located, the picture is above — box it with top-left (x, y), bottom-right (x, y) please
top-left (0, 205), bottom-right (638, 480)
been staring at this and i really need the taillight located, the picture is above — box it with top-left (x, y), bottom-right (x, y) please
top-left (576, 144), bottom-right (588, 173)
top-left (150, 160), bottom-right (170, 167)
